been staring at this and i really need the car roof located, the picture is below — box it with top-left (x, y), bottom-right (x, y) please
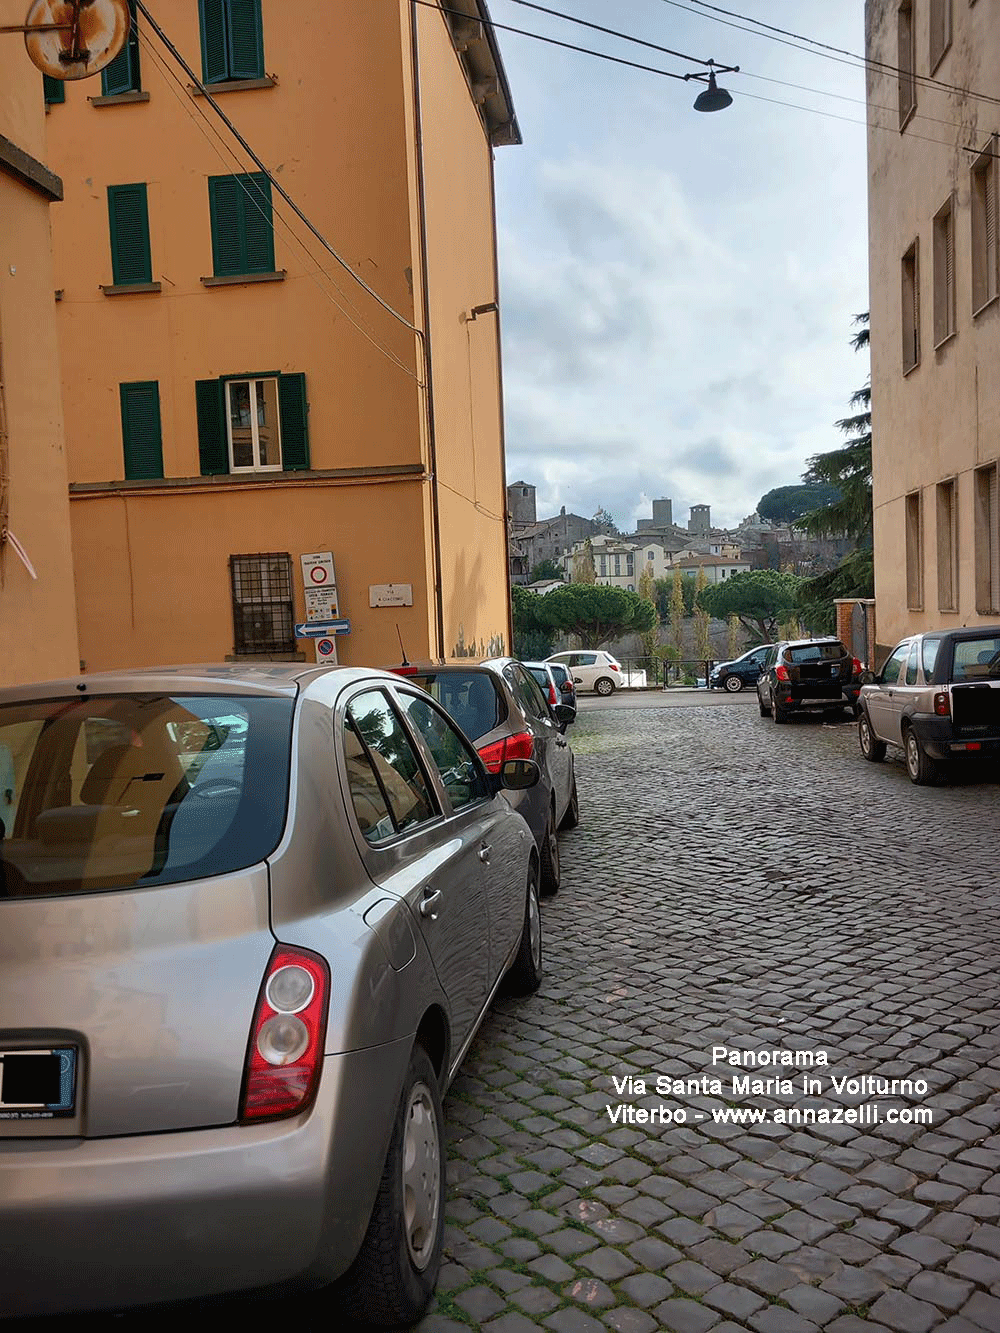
top-left (0, 664), bottom-right (401, 704)
top-left (780, 637), bottom-right (844, 649)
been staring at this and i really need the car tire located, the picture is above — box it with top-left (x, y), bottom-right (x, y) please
top-left (559, 778), bottom-right (580, 830)
top-left (539, 804), bottom-right (560, 896)
top-left (338, 1044), bottom-right (445, 1328)
top-left (723, 675), bottom-right (744, 693)
top-left (594, 676), bottom-right (616, 696)
top-left (772, 700), bottom-right (788, 724)
top-left (858, 711), bottom-right (887, 762)
top-left (506, 861), bottom-right (543, 994)
top-left (904, 726), bottom-right (940, 786)
top-left (758, 694), bottom-right (770, 717)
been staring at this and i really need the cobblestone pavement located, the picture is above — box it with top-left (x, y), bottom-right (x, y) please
top-left (14, 702), bottom-right (1000, 1332)
top-left (418, 701), bottom-right (1000, 1333)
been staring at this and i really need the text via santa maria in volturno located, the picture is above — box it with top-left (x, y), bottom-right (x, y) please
top-left (605, 1047), bottom-right (934, 1129)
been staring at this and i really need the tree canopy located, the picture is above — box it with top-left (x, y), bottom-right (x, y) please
top-left (696, 570), bottom-right (804, 642)
top-left (757, 483), bottom-right (842, 525)
top-left (528, 558), bottom-right (564, 583)
top-left (534, 583), bottom-right (656, 645)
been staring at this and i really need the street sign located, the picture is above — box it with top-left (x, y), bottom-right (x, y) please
top-left (304, 587), bottom-right (339, 621)
top-left (315, 637), bottom-right (338, 664)
top-left (300, 552), bottom-right (336, 588)
top-left (369, 583), bottom-right (413, 608)
top-left (294, 619), bottom-right (351, 638)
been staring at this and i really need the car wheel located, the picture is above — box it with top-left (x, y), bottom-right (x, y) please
top-left (758, 694), bottom-right (770, 716)
top-left (904, 727), bottom-right (940, 786)
top-left (858, 712), bottom-right (887, 763)
top-left (772, 700), bottom-right (788, 724)
top-left (506, 861), bottom-right (543, 994)
top-left (559, 778), bottom-right (580, 830)
top-left (723, 674), bottom-right (744, 693)
top-left (338, 1044), bottom-right (445, 1327)
top-left (594, 676), bottom-right (615, 696)
top-left (539, 804), bottom-right (560, 896)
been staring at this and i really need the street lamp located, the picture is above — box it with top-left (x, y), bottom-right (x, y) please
top-left (691, 67), bottom-right (736, 114)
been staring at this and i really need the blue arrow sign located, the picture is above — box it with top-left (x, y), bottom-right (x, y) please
top-left (294, 619), bottom-right (351, 638)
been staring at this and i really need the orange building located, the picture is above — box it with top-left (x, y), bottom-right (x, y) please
top-left (45, 0), bottom-right (519, 671)
top-left (0, 3), bottom-right (79, 686)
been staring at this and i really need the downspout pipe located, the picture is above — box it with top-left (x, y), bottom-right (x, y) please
top-left (410, 1), bottom-right (446, 662)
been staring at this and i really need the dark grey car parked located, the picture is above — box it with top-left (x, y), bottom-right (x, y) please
top-left (757, 637), bottom-right (860, 722)
top-left (391, 659), bottom-right (578, 896)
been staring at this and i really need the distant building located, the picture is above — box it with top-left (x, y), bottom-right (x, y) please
top-left (562, 534), bottom-right (637, 590)
top-left (507, 480), bottom-right (537, 525)
top-left (513, 506), bottom-right (610, 572)
top-left (688, 504), bottom-right (711, 534)
top-left (669, 553), bottom-right (750, 584)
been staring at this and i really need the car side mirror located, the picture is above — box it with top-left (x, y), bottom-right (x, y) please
top-left (500, 758), bottom-right (541, 790)
top-left (859, 669), bottom-right (876, 685)
top-left (554, 703), bottom-right (575, 727)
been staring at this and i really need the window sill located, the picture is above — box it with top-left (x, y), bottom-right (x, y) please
top-left (899, 104), bottom-right (917, 133)
top-left (201, 270), bottom-right (286, 287)
top-left (89, 90), bottom-right (150, 107)
top-left (973, 293), bottom-right (999, 320)
top-left (929, 44), bottom-right (951, 78)
top-left (101, 281), bottom-right (162, 295)
top-left (933, 329), bottom-right (957, 352)
top-left (192, 75), bottom-right (276, 95)
top-left (903, 358), bottom-right (920, 377)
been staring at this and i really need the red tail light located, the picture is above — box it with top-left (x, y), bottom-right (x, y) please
top-left (610, 662), bottom-right (620, 671)
top-left (548, 683), bottom-right (557, 705)
top-left (775, 664), bottom-right (790, 682)
top-left (241, 946), bottom-right (329, 1123)
top-left (477, 731), bottom-right (534, 773)
top-left (390, 665), bottom-right (420, 676)
top-left (934, 692), bottom-right (950, 717)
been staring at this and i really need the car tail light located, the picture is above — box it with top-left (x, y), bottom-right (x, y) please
top-left (548, 683), bottom-right (557, 706)
top-left (241, 947), bottom-right (329, 1123)
top-left (775, 664), bottom-right (790, 682)
top-left (934, 692), bottom-right (950, 717)
top-left (390, 665), bottom-right (420, 676)
top-left (477, 731), bottom-right (534, 774)
top-left (610, 662), bottom-right (620, 672)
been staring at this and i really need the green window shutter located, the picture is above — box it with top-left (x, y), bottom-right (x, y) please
top-left (278, 374), bottom-right (310, 471)
top-left (243, 173), bottom-right (275, 273)
top-left (43, 75), bottom-right (65, 105)
top-left (108, 183), bottom-right (152, 285)
top-left (227, 0), bottom-right (264, 79)
top-left (196, 379), bottom-right (229, 475)
top-left (102, 0), bottom-right (140, 94)
top-left (208, 175), bottom-right (245, 276)
top-left (120, 382), bottom-right (163, 480)
top-left (199, 0), bottom-right (228, 83)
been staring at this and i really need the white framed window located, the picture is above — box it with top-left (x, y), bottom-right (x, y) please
top-left (971, 137), bottom-right (999, 315)
top-left (226, 376), bottom-right (282, 472)
top-left (933, 195), bottom-right (956, 347)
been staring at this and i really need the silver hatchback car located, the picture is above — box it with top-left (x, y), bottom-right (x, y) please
top-left (0, 665), bottom-right (543, 1323)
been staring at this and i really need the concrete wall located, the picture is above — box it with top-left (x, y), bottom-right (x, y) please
top-left (0, 5), bottom-right (79, 686)
top-left (866, 0), bottom-right (1000, 646)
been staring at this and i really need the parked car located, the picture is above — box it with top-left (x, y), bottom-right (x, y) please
top-left (0, 665), bottom-right (544, 1324)
top-left (709, 644), bottom-right (773, 692)
top-left (523, 660), bottom-right (577, 723)
top-left (390, 659), bottom-right (578, 894)
top-left (757, 637), bottom-right (862, 723)
top-left (546, 649), bottom-right (623, 696)
top-left (857, 626), bottom-right (1000, 784)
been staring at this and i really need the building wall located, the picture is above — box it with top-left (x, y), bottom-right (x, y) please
top-left (43, 1), bottom-right (513, 671)
top-left (0, 10), bottom-right (79, 687)
top-left (414, 2), bottom-right (510, 658)
top-left (866, 0), bottom-right (1000, 647)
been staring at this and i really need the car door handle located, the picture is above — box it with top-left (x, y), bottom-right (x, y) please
top-left (419, 887), bottom-right (442, 919)
top-left (478, 844), bottom-right (491, 863)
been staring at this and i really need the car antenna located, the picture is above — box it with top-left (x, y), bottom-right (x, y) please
top-left (396, 624), bottom-right (410, 667)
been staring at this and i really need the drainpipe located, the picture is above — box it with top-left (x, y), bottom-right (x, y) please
top-left (410, 2), bottom-right (446, 662)
top-left (486, 141), bottom-right (513, 656)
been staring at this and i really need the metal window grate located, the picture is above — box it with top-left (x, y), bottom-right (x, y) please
top-left (229, 552), bottom-right (294, 655)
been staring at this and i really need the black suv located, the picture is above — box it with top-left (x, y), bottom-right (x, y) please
top-left (757, 637), bottom-right (862, 723)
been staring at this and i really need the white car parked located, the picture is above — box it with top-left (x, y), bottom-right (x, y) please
top-left (546, 650), bottom-right (623, 696)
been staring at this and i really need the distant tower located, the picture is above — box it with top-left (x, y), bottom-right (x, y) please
top-left (688, 504), bottom-right (711, 534)
top-left (651, 498), bottom-right (673, 527)
top-left (507, 481), bottom-right (536, 525)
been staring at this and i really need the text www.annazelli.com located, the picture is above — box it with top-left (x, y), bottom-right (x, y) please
top-left (605, 1103), bottom-right (934, 1127)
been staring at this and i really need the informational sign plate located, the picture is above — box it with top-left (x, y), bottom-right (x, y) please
top-left (304, 587), bottom-right (339, 621)
top-left (294, 619), bottom-right (351, 638)
top-left (369, 583), bottom-right (413, 608)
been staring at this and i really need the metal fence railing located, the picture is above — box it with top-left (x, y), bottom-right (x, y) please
top-left (616, 657), bottom-right (716, 688)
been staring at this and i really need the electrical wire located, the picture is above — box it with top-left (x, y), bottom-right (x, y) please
top-left (133, 27), bottom-right (422, 382)
top-left (507, 0), bottom-right (721, 70)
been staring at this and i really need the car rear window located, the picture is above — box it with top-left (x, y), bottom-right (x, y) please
top-left (0, 693), bottom-right (294, 899)
top-left (404, 672), bottom-right (502, 742)
top-left (952, 635), bottom-right (1000, 679)
top-left (525, 666), bottom-right (550, 692)
top-left (786, 642), bottom-right (847, 663)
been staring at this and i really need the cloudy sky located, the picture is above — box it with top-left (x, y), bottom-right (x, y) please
top-left (489, 0), bottom-right (870, 532)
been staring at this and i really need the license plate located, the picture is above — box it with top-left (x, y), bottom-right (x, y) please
top-left (0, 1047), bottom-right (76, 1120)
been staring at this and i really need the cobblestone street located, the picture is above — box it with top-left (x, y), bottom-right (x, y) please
top-left (422, 696), bottom-right (1000, 1333)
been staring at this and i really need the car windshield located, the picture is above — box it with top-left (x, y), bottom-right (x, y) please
top-left (0, 693), bottom-right (294, 900)
top-left (787, 643), bottom-right (846, 663)
top-left (405, 672), bottom-right (502, 742)
top-left (953, 635), bottom-right (1000, 679)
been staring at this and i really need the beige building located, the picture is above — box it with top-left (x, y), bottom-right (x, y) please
top-left (0, 6), bottom-right (79, 687)
top-left (866, 0), bottom-right (1000, 649)
top-left (45, 0), bottom-right (518, 672)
